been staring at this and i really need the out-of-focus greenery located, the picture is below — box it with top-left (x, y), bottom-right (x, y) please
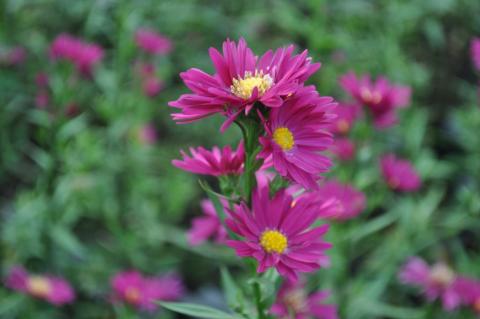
top-left (1, 0), bottom-right (479, 318)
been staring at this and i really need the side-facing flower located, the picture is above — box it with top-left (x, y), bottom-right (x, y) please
top-left (226, 185), bottom-right (331, 282)
top-left (187, 199), bottom-right (227, 245)
top-left (172, 141), bottom-right (244, 176)
top-left (271, 280), bottom-right (338, 319)
top-left (135, 29), bottom-right (172, 55)
top-left (111, 271), bottom-right (183, 311)
top-left (169, 38), bottom-right (320, 130)
top-left (380, 154), bottom-right (421, 192)
top-left (5, 266), bottom-right (75, 306)
top-left (399, 257), bottom-right (461, 311)
top-left (259, 86), bottom-right (335, 189)
top-left (330, 137), bottom-right (356, 161)
top-left (339, 72), bottom-right (410, 128)
top-left (471, 38), bottom-right (480, 71)
top-left (329, 102), bottom-right (361, 135)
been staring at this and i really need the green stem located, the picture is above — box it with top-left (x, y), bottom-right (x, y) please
top-left (253, 281), bottom-right (266, 319)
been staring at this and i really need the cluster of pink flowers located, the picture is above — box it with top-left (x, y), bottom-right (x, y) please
top-left (400, 257), bottom-right (480, 314)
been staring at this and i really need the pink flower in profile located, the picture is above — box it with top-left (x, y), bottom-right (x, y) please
top-left (310, 180), bottom-right (366, 221)
top-left (399, 257), bottom-right (461, 311)
top-left (454, 277), bottom-right (480, 314)
top-left (271, 280), bottom-right (338, 319)
top-left (329, 102), bottom-right (361, 135)
top-left (50, 34), bottom-right (103, 76)
top-left (226, 185), bottom-right (332, 282)
top-left (471, 38), bottom-right (480, 71)
top-left (330, 137), bottom-right (355, 161)
top-left (143, 77), bottom-right (164, 97)
top-left (135, 29), bottom-right (172, 55)
top-left (169, 38), bottom-right (321, 130)
top-left (112, 271), bottom-right (183, 311)
top-left (187, 199), bottom-right (227, 246)
top-left (5, 266), bottom-right (75, 306)
top-left (138, 123), bottom-right (157, 144)
top-left (380, 154), bottom-right (421, 192)
top-left (172, 141), bottom-right (244, 176)
top-left (339, 72), bottom-right (410, 128)
top-left (259, 86), bottom-right (335, 189)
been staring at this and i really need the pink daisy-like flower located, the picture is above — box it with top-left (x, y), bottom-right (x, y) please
top-left (330, 137), bottom-right (356, 161)
top-left (471, 38), bottom-right (480, 71)
top-left (187, 199), bottom-right (228, 246)
top-left (169, 38), bottom-right (321, 130)
top-left (5, 266), bottom-right (75, 306)
top-left (399, 257), bottom-right (461, 311)
top-left (135, 29), bottom-right (172, 55)
top-left (380, 154), bottom-right (421, 192)
top-left (271, 280), bottom-right (338, 319)
top-left (172, 141), bottom-right (244, 176)
top-left (454, 277), bottom-right (480, 314)
top-left (339, 72), bottom-right (410, 128)
top-left (112, 271), bottom-right (183, 311)
top-left (226, 185), bottom-right (332, 282)
top-left (310, 180), bottom-right (366, 221)
top-left (143, 76), bottom-right (164, 97)
top-left (259, 86), bottom-right (335, 189)
top-left (329, 102), bottom-right (361, 135)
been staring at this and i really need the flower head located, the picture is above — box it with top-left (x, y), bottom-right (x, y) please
top-left (226, 185), bottom-right (331, 282)
top-left (271, 280), bottom-right (338, 319)
top-left (112, 271), bottom-right (183, 311)
top-left (339, 72), bottom-right (410, 128)
top-left (143, 76), bottom-right (164, 97)
top-left (399, 257), bottom-right (461, 311)
top-left (135, 29), bottom-right (172, 55)
top-left (169, 38), bottom-right (321, 130)
top-left (5, 266), bottom-right (75, 306)
top-left (138, 123), bottom-right (157, 144)
top-left (259, 86), bottom-right (335, 189)
top-left (380, 154), bottom-right (421, 192)
top-left (187, 199), bottom-right (227, 245)
top-left (454, 277), bottom-right (480, 313)
top-left (471, 38), bottom-right (480, 71)
top-left (172, 141), bottom-right (244, 176)
top-left (330, 137), bottom-right (356, 161)
top-left (329, 102), bottom-right (361, 135)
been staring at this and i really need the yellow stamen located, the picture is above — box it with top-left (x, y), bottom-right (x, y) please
top-left (27, 276), bottom-right (51, 298)
top-left (231, 70), bottom-right (273, 99)
top-left (360, 87), bottom-right (382, 104)
top-left (337, 119), bottom-right (350, 134)
top-left (273, 127), bottom-right (294, 151)
top-left (260, 230), bottom-right (288, 254)
top-left (429, 264), bottom-right (455, 286)
top-left (125, 287), bottom-right (141, 303)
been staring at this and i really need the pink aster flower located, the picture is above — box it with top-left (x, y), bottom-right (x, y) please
top-left (187, 199), bottom-right (227, 245)
top-left (172, 141), bottom-right (244, 176)
top-left (271, 280), bottom-right (338, 319)
top-left (310, 180), bottom-right (366, 221)
top-left (143, 76), bottom-right (164, 97)
top-left (112, 271), bottom-right (183, 311)
top-left (135, 29), bottom-right (172, 55)
top-left (259, 86), bottom-right (335, 189)
top-left (471, 38), bottom-right (480, 71)
top-left (380, 154), bottom-right (421, 192)
top-left (50, 33), bottom-right (103, 76)
top-left (35, 91), bottom-right (49, 109)
top-left (339, 72), bottom-right (410, 128)
top-left (454, 277), bottom-right (480, 314)
top-left (330, 137), bottom-right (355, 161)
top-left (399, 257), bottom-right (461, 311)
top-left (329, 102), bottom-right (361, 135)
top-left (226, 185), bottom-right (332, 282)
top-left (5, 266), bottom-right (75, 306)
top-left (138, 123), bottom-right (158, 144)
top-left (169, 38), bottom-right (321, 130)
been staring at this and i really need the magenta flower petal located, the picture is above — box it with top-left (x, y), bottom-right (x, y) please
top-left (135, 28), bottom-right (172, 55)
top-left (471, 38), bottom-right (480, 71)
top-left (380, 154), bottom-right (421, 192)
top-left (187, 199), bottom-right (227, 245)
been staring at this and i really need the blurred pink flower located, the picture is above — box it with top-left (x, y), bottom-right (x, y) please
top-left (35, 72), bottom-right (49, 87)
top-left (50, 33), bottom-right (103, 76)
top-left (226, 185), bottom-right (331, 282)
top-left (331, 137), bottom-right (356, 161)
top-left (135, 29), bottom-right (172, 55)
top-left (5, 266), bottom-right (75, 306)
top-left (138, 123), bottom-right (157, 144)
top-left (271, 280), bottom-right (338, 319)
top-left (329, 102), bottom-right (361, 135)
top-left (143, 77), bottom-right (164, 97)
top-left (35, 91), bottom-right (49, 108)
top-left (380, 154), bottom-right (421, 192)
top-left (112, 271), bottom-right (183, 311)
top-left (8, 46), bottom-right (27, 65)
top-left (187, 199), bottom-right (227, 245)
top-left (172, 141), bottom-right (244, 176)
top-left (454, 277), bottom-right (480, 314)
top-left (399, 257), bottom-right (462, 311)
top-left (471, 38), bottom-right (480, 71)
top-left (339, 72), bottom-right (410, 128)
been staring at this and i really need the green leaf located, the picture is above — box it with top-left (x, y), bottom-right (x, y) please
top-left (221, 267), bottom-right (245, 311)
top-left (159, 302), bottom-right (241, 319)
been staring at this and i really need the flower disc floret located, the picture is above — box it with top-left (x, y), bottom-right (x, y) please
top-left (231, 70), bottom-right (273, 99)
top-left (260, 230), bottom-right (288, 254)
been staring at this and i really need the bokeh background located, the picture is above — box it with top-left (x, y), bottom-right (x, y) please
top-left (1, 0), bottom-right (480, 318)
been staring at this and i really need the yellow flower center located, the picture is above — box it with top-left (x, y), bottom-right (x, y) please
top-left (260, 230), bottom-right (288, 254)
top-left (273, 127), bottom-right (294, 151)
top-left (360, 87), bottom-right (381, 104)
top-left (283, 289), bottom-right (308, 314)
top-left (231, 70), bottom-right (273, 99)
top-left (337, 119), bottom-right (350, 134)
top-left (27, 276), bottom-right (51, 298)
top-left (429, 264), bottom-right (455, 287)
top-left (125, 287), bottom-right (141, 303)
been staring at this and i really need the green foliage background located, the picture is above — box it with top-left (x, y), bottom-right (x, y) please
top-left (1, 0), bottom-right (479, 318)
